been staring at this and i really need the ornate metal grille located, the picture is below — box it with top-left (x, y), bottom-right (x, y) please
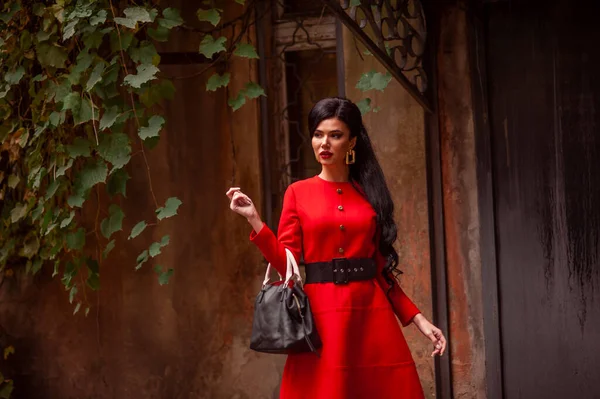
top-left (322, 0), bottom-right (431, 112)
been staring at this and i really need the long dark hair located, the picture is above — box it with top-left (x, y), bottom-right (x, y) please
top-left (308, 97), bottom-right (402, 286)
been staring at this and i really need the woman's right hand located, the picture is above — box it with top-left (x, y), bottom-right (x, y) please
top-left (226, 187), bottom-right (259, 220)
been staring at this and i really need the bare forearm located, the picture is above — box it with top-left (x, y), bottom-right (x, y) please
top-left (247, 214), bottom-right (264, 234)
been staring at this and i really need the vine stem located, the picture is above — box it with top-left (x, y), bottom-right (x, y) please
top-left (88, 93), bottom-right (99, 145)
top-left (109, 0), bottom-right (159, 209)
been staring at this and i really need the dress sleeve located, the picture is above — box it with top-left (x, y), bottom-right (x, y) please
top-left (249, 185), bottom-right (302, 276)
top-left (374, 244), bottom-right (421, 327)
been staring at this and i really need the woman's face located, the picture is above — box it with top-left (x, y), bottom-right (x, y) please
top-left (312, 118), bottom-right (356, 166)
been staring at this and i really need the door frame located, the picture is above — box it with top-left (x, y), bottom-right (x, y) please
top-left (466, 2), bottom-right (504, 398)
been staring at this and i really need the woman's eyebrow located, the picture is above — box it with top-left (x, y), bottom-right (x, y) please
top-left (314, 129), bottom-right (344, 133)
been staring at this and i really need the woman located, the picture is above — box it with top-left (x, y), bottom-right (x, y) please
top-left (227, 97), bottom-right (446, 398)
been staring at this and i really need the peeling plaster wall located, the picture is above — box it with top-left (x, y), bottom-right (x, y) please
top-left (0, 3), bottom-right (285, 398)
top-left (436, 6), bottom-right (487, 399)
top-left (343, 28), bottom-right (435, 399)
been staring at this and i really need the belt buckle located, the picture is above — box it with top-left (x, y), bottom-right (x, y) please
top-left (332, 258), bottom-right (349, 284)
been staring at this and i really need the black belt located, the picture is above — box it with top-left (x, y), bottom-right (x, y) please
top-left (305, 258), bottom-right (377, 284)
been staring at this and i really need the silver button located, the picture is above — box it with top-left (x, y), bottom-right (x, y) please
top-left (338, 205), bottom-right (344, 211)
top-left (360, 267), bottom-right (364, 271)
top-left (337, 188), bottom-right (343, 194)
top-left (338, 248), bottom-right (344, 254)
top-left (354, 268), bottom-right (358, 272)
top-left (333, 269), bottom-right (337, 272)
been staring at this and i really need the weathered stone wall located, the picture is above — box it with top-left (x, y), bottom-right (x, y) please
top-left (435, 5), bottom-right (487, 398)
top-left (342, 28), bottom-right (436, 398)
top-left (0, 3), bottom-right (285, 398)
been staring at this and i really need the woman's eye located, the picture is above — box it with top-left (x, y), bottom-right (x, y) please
top-left (332, 134), bottom-right (341, 139)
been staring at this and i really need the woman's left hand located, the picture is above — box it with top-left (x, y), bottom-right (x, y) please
top-left (412, 313), bottom-right (447, 357)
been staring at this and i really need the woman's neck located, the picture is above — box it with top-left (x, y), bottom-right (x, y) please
top-left (319, 165), bottom-right (350, 183)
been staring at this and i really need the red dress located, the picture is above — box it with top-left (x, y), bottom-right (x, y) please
top-left (250, 175), bottom-right (425, 399)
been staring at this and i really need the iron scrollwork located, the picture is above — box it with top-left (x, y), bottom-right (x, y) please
top-left (323, 0), bottom-right (431, 112)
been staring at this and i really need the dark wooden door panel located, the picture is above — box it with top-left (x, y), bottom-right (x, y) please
top-left (486, 1), bottom-right (600, 398)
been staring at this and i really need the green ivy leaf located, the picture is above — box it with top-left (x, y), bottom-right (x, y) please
top-left (154, 265), bottom-right (174, 285)
top-left (129, 42), bottom-right (159, 65)
top-left (243, 82), bottom-right (266, 99)
top-left (73, 302), bottom-right (82, 315)
top-left (56, 158), bottom-right (74, 177)
top-left (99, 105), bottom-right (119, 130)
top-left (123, 63), bottom-right (160, 88)
top-left (20, 235), bottom-right (40, 259)
top-left (10, 203), bottom-right (27, 223)
top-left (156, 197), bottom-right (182, 220)
top-left (49, 111), bottom-right (66, 127)
top-left (8, 174), bottom-right (20, 189)
top-left (136, 250), bottom-right (149, 270)
top-left (100, 204), bottom-right (124, 239)
top-left (60, 210), bottom-right (76, 228)
top-left (147, 25), bottom-right (169, 42)
top-left (74, 159), bottom-right (108, 194)
top-left (63, 20), bottom-right (78, 40)
top-left (356, 98), bottom-right (372, 115)
top-left (234, 43), bottom-right (259, 59)
top-left (83, 29), bottom-right (106, 49)
top-left (74, 96), bottom-right (93, 125)
top-left (138, 115), bottom-right (165, 139)
top-left (67, 194), bottom-right (85, 208)
top-left (36, 43), bottom-right (68, 69)
top-left (66, 137), bottom-right (91, 158)
top-left (45, 178), bottom-right (62, 200)
top-left (0, 2), bottom-right (21, 23)
top-left (197, 8), bottom-right (221, 26)
top-left (199, 35), bottom-right (227, 58)
top-left (114, 6), bottom-right (152, 28)
top-left (107, 168), bottom-right (130, 198)
top-left (69, 286), bottom-right (78, 304)
top-left (5, 66), bottom-right (25, 85)
top-left (68, 2), bottom-right (93, 19)
top-left (37, 30), bottom-right (52, 42)
top-left (62, 93), bottom-right (81, 112)
top-left (356, 70), bottom-right (392, 92)
top-left (109, 30), bottom-right (134, 52)
top-left (350, 0), bottom-right (361, 6)
top-left (31, 202), bottom-right (45, 221)
top-left (235, 0), bottom-right (245, 4)
top-left (228, 93), bottom-right (246, 111)
top-left (86, 62), bottom-right (105, 91)
top-left (31, 258), bottom-right (43, 275)
top-left (129, 221), bottom-right (147, 240)
top-left (103, 239), bottom-right (116, 259)
top-left (149, 242), bottom-right (161, 257)
top-left (66, 228), bottom-right (86, 250)
top-left (98, 132), bottom-right (131, 170)
top-left (139, 79), bottom-right (175, 107)
top-left (356, 71), bottom-right (375, 91)
top-left (90, 10), bottom-right (107, 26)
top-left (206, 73), bottom-right (230, 91)
top-left (371, 72), bottom-right (392, 91)
top-left (159, 8), bottom-right (184, 28)
top-left (160, 235), bottom-right (170, 247)
top-left (87, 272), bottom-right (100, 290)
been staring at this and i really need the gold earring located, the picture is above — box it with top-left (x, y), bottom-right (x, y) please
top-left (345, 149), bottom-right (355, 165)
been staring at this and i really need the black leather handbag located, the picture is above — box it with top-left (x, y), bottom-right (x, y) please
top-left (250, 248), bottom-right (322, 355)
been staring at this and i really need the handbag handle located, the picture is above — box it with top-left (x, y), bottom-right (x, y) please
top-left (262, 248), bottom-right (302, 287)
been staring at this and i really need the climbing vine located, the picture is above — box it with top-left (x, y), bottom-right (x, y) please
top-left (0, 0), bottom-right (263, 317)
